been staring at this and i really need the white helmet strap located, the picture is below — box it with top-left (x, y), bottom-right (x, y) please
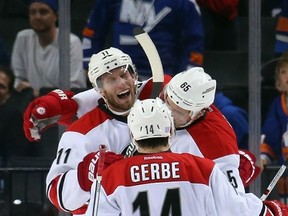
top-left (177, 109), bottom-right (206, 128)
top-left (101, 96), bottom-right (132, 116)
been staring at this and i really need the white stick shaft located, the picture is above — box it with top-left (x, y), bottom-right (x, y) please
top-left (93, 177), bottom-right (102, 216)
top-left (134, 27), bottom-right (164, 83)
top-left (133, 27), bottom-right (164, 98)
top-left (260, 165), bottom-right (286, 201)
top-left (92, 145), bottom-right (106, 216)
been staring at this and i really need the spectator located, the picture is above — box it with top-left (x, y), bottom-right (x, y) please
top-left (214, 91), bottom-right (249, 149)
top-left (261, 52), bottom-right (288, 203)
top-left (85, 98), bottom-right (288, 216)
top-left (275, 0), bottom-right (288, 57)
top-left (11, 0), bottom-right (86, 97)
top-left (0, 65), bottom-right (33, 166)
top-left (82, 0), bottom-right (204, 80)
top-left (261, 0), bottom-right (288, 114)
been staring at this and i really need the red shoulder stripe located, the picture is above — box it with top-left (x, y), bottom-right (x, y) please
top-left (67, 107), bottom-right (112, 134)
top-left (187, 105), bottom-right (238, 159)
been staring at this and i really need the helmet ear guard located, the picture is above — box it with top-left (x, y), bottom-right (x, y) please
top-left (166, 67), bottom-right (216, 119)
top-left (88, 47), bottom-right (137, 91)
top-left (127, 98), bottom-right (174, 141)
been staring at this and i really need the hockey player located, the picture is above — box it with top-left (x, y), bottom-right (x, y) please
top-left (85, 98), bottom-right (287, 216)
top-left (25, 49), bottom-right (257, 213)
top-left (162, 67), bottom-right (260, 190)
top-left (45, 47), bottom-right (171, 215)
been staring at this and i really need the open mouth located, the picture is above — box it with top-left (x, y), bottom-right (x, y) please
top-left (117, 89), bottom-right (130, 99)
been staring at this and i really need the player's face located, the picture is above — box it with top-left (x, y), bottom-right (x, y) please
top-left (164, 93), bottom-right (192, 128)
top-left (277, 63), bottom-right (288, 93)
top-left (0, 71), bottom-right (10, 105)
top-left (29, 3), bottom-right (57, 33)
top-left (99, 66), bottom-right (137, 114)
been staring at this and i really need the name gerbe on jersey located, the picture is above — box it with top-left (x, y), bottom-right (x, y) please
top-left (130, 160), bottom-right (180, 182)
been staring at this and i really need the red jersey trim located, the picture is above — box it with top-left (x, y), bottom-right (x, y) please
top-left (186, 105), bottom-right (239, 159)
top-left (138, 75), bottom-right (172, 99)
top-left (67, 107), bottom-right (112, 134)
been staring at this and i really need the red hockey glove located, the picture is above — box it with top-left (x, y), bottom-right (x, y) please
top-left (23, 89), bottom-right (78, 141)
top-left (264, 200), bottom-right (288, 216)
top-left (239, 149), bottom-right (261, 188)
top-left (77, 151), bottom-right (124, 191)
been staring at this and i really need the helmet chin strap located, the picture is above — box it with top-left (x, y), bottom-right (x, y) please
top-left (176, 110), bottom-right (205, 128)
top-left (108, 106), bottom-right (131, 116)
top-left (103, 98), bottom-right (132, 116)
top-left (177, 118), bottom-right (194, 129)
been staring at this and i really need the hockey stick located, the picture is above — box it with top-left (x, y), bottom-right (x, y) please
top-left (133, 27), bottom-right (164, 99)
top-left (260, 164), bottom-right (287, 201)
top-left (124, 28), bottom-right (164, 158)
top-left (92, 144), bottom-right (107, 216)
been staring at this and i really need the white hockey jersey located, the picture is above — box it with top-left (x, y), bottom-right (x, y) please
top-left (85, 152), bottom-right (265, 216)
top-left (46, 103), bottom-right (131, 213)
top-left (170, 105), bottom-right (244, 192)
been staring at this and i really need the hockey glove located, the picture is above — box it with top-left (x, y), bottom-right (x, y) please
top-left (77, 151), bottom-right (124, 191)
top-left (239, 149), bottom-right (261, 188)
top-left (264, 200), bottom-right (288, 216)
top-left (23, 89), bottom-right (78, 141)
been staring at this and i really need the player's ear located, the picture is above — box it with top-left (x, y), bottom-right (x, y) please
top-left (99, 88), bottom-right (106, 98)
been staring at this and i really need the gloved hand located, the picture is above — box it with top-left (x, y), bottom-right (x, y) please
top-left (238, 149), bottom-right (261, 188)
top-left (23, 89), bottom-right (78, 141)
top-left (77, 151), bottom-right (124, 191)
top-left (264, 200), bottom-right (288, 216)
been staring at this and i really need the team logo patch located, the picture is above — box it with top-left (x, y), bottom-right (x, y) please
top-left (36, 107), bottom-right (46, 115)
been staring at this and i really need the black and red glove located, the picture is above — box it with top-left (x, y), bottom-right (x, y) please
top-left (23, 89), bottom-right (78, 141)
top-left (264, 200), bottom-right (288, 216)
top-left (77, 151), bottom-right (124, 191)
top-left (238, 149), bottom-right (261, 188)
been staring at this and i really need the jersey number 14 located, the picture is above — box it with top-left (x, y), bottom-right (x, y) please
top-left (133, 188), bottom-right (181, 215)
